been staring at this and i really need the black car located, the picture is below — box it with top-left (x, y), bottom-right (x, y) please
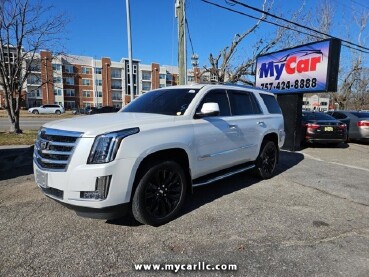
top-left (90, 106), bottom-right (120, 114)
top-left (301, 111), bottom-right (347, 145)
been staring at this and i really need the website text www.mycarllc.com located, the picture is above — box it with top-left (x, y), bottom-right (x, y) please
top-left (134, 262), bottom-right (238, 273)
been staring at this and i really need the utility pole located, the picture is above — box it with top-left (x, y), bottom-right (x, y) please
top-left (126, 0), bottom-right (134, 103)
top-left (176, 0), bottom-right (186, 85)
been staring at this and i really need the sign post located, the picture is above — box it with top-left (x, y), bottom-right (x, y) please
top-left (255, 39), bottom-right (341, 150)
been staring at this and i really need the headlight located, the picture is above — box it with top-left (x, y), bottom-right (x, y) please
top-left (87, 128), bottom-right (139, 164)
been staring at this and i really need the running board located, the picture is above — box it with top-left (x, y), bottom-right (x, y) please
top-left (192, 163), bottom-right (255, 187)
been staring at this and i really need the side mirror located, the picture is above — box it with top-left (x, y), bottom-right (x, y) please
top-left (196, 102), bottom-right (220, 118)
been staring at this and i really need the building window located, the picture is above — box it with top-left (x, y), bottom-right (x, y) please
top-left (53, 77), bottom-right (62, 84)
top-left (64, 77), bottom-right (74, 85)
top-left (127, 85), bottom-right (137, 95)
top-left (95, 91), bottom-right (102, 97)
top-left (111, 69), bottom-right (121, 78)
top-left (159, 84), bottom-right (166, 88)
top-left (83, 102), bottom-right (93, 108)
top-left (54, 89), bottom-right (62, 96)
top-left (187, 76), bottom-right (194, 82)
top-left (29, 61), bottom-right (41, 72)
top-left (54, 101), bottom-right (63, 106)
top-left (4, 52), bottom-right (16, 63)
top-left (82, 79), bottom-right (91, 86)
top-left (64, 89), bottom-right (75, 97)
top-left (126, 64), bottom-right (137, 74)
top-left (320, 101), bottom-right (328, 106)
top-left (111, 80), bottom-right (122, 89)
top-left (112, 92), bottom-right (122, 100)
top-left (64, 65), bottom-right (74, 73)
top-left (52, 64), bottom-right (61, 71)
top-left (142, 71), bottom-right (151, 81)
top-left (28, 89), bottom-right (41, 98)
top-left (82, 67), bottom-right (92, 74)
top-left (166, 74), bottom-right (173, 81)
top-left (27, 75), bottom-right (40, 85)
top-left (64, 101), bottom-right (75, 109)
top-left (95, 67), bottom-right (102, 74)
top-left (82, 90), bottom-right (92, 98)
top-left (142, 82), bottom-right (151, 91)
top-left (159, 74), bottom-right (166, 80)
top-left (95, 79), bottom-right (103, 86)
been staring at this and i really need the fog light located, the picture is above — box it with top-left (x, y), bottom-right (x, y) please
top-left (80, 175), bottom-right (112, 200)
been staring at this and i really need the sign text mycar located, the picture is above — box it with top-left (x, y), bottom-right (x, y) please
top-left (255, 39), bottom-right (341, 94)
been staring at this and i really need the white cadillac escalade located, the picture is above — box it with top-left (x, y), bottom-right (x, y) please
top-left (34, 84), bottom-right (285, 226)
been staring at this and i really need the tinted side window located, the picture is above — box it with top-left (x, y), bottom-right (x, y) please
top-left (333, 112), bottom-right (347, 119)
top-left (197, 89), bottom-right (231, 116)
top-left (229, 90), bottom-right (262, 115)
top-left (260, 94), bottom-right (282, 114)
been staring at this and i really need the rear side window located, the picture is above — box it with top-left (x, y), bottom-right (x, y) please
top-left (331, 112), bottom-right (347, 119)
top-left (197, 89), bottom-right (231, 116)
top-left (229, 90), bottom-right (262, 115)
top-left (260, 94), bottom-right (282, 114)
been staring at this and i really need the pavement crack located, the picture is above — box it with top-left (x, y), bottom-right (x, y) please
top-left (279, 229), bottom-right (369, 248)
top-left (288, 179), bottom-right (369, 208)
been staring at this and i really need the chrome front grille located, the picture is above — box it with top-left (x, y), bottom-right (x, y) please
top-left (34, 128), bottom-right (83, 171)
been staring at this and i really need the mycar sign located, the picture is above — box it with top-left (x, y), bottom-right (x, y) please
top-left (255, 39), bottom-right (341, 94)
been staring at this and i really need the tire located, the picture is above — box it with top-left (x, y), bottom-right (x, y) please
top-left (254, 140), bottom-right (277, 179)
top-left (132, 161), bottom-right (187, 226)
top-left (55, 110), bottom-right (61, 115)
top-left (32, 110), bottom-right (39, 114)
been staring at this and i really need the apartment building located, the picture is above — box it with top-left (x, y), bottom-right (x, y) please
top-left (1, 49), bottom-right (203, 109)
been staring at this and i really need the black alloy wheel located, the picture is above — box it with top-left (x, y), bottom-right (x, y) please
top-left (32, 110), bottom-right (39, 114)
top-left (255, 141), bottom-right (277, 179)
top-left (132, 161), bottom-right (187, 226)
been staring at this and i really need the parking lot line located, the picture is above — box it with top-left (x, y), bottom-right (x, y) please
top-left (300, 152), bottom-right (369, 173)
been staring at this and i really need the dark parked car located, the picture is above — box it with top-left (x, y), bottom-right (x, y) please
top-left (301, 111), bottom-right (347, 145)
top-left (327, 111), bottom-right (369, 141)
top-left (72, 107), bottom-right (98, 115)
top-left (89, 106), bottom-right (120, 114)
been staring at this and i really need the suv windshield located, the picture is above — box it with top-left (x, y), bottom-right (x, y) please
top-left (122, 88), bottom-right (199, 115)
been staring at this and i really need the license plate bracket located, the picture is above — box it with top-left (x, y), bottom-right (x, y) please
top-left (35, 168), bottom-right (48, 188)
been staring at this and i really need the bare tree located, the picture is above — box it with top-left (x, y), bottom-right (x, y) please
top-left (0, 0), bottom-right (66, 133)
top-left (334, 10), bottom-right (369, 110)
top-left (201, 0), bottom-right (305, 85)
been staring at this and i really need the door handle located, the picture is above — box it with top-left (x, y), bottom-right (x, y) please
top-left (257, 121), bottom-right (266, 126)
top-left (229, 124), bottom-right (238, 129)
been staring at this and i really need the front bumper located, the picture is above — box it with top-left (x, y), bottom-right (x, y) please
top-left (34, 152), bottom-right (141, 219)
top-left (48, 194), bottom-right (130, 219)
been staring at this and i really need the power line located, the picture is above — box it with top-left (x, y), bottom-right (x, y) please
top-left (228, 0), bottom-right (369, 52)
top-left (198, 0), bottom-right (369, 54)
top-left (185, 18), bottom-right (195, 55)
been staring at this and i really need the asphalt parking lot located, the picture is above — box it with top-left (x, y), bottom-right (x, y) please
top-left (1, 142), bottom-right (369, 276)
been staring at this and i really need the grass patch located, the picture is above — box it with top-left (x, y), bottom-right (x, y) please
top-left (0, 130), bottom-right (37, 146)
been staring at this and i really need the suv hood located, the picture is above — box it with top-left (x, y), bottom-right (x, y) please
top-left (42, 112), bottom-right (175, 137)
